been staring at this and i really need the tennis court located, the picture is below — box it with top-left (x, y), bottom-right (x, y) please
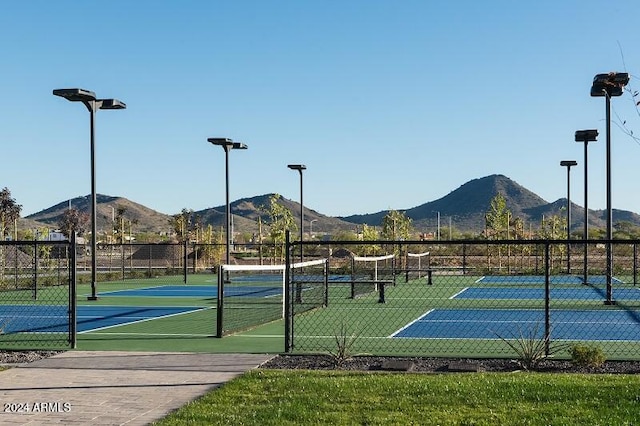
top-left (0, 304), bottom-right (205, 334)
top-left (392, 308), bottom-right (640, 341)
top-left (99, 284), bottom-right (282, 298)
top-left (453, 286), bottom-right (640, 300)
top-left (476, 275), bottom-right (625, 285)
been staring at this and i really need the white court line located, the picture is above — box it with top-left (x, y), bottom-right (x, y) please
top-left (449, 287), bottom-right (469, 299)
top-left (78, 307), bottom-right (211, 334)
top-left (388, 309), bottom-right (434, 338)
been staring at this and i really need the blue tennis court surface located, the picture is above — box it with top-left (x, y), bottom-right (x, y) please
top-left (0, 305), bottom-right (204, 334)
top-left (392, 308), bottom-right (640, 341)
top-left (477, 275), bottom-right (624, 285)
top-left (454, 287), bottom-right (640, 300)
top-left (99, 285), bottom-right (281, 298)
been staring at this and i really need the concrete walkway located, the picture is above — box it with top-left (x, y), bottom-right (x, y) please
top-left (0, 351), bottom-right (274, 425)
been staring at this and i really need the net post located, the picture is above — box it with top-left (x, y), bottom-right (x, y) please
top-left (350, 256), bottom-right (355, 299)
top-left (284, 231), bottom-right (292, 352)
top-left (183, 239), bottom-right (188, 284)
top-left (323, 257), bottom-right (329, 307)
top-left (378, 281), bottom-right (385, 303)
top-left (392, 256), bottom-right (396, 286)
top-left (216, 265), bottom-right (224, 338)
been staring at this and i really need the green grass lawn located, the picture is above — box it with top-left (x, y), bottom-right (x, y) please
top-left (154, 370), bottom-right (640, 425)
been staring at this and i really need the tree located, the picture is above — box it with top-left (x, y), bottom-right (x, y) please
top-left (485, 193), bottom-right (511, 240)
top-left (381, 210), bottom-right (412, 241)
top-left (58, 208), bottom-right (89, 240)
top-left (169, 208), bottom-right (195, 243)
top-left (359, 224), bottom-right (380, 256)
top-left (0, 187), bottom-right (22, 240)
top-left (262, 194), bottom-right (297, 262)
top-left (198, 224), bottom-right (225, 270)
top-left (484, 193), bottom-right (514, 272)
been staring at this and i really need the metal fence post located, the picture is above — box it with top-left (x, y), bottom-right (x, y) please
top-left (544, 242), bottom-right (551, 356)
top-left (284, 231), bottom-right (292, 352)
top-left (70, 232), bottom-right (77, 348)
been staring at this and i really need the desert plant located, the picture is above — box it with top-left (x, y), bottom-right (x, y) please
top-left (327, 321), bottom-right (361, 367)
top-left (568, 343), bottom-right (606, 368)
top-left (493, 323), bottom-right (568, 370)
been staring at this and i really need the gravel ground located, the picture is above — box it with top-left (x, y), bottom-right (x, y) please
top-left (3, 351), bottom-right (640, 374)
top-left (260, 354), bottom-right (640, 374)
top-left (0, 351), bottom-right (64, 365)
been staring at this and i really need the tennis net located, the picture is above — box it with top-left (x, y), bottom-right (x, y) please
top-left (351, 254), bottom-right (395, 298)
top-left (217, 258), bottom-right (328, 336)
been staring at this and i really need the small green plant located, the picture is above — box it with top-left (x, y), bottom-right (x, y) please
top-left (493, 323), bottom-right (568, 371)
top-left (569, 343), bottom-right (606, 368)
top-left (327, 321), bottom-right (360, 367)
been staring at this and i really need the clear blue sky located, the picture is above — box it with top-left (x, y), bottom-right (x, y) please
top-left (3, 1), bottom-right (640, 219)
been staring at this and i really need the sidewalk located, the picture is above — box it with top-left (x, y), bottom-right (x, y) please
top-left (0, 351), bottom-right (275, 425)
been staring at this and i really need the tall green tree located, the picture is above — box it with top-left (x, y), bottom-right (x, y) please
top-left (0, 187), bottom-right (22, 240)
top-left (484, 193), bottom-right (514, 272)
top-left (381, 210), bottom-right (412, 241)
top-left (198, 224), bottom-right (224, 269)
top-left (485, 193), bottom-right (511, 240)
top-left (359, 224), bottom-right (380, 256)
top-left (263, 194), bottom-right (297, 262)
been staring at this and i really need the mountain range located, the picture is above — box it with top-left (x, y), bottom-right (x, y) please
top-left (23, 174), bottom-right (640, 237)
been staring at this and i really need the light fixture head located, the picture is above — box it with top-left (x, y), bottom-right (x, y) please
top-left (99, 99), bottom-right (126, 110)
top-left (53, 88), bottom-right (97, 102)
top-left (575, 129), bottom-right (598, 142)
top-left (288, 164), bottom-right (307, 171)
top-left (560, 160), bottom-right (578, 167)
top-left (590, 72), bottom-right (629, 97)
top-left (208, 138), bottom-right (235, 147)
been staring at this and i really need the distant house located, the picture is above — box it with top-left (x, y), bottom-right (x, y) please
top-left (47, 230), bottom-right (86, 245)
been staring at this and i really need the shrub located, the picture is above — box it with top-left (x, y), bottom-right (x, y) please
top-left (493, 323), bottom-right (568, 371)
top-left (327, 321), bottom-right (361, 367)
top-left (569, 343), bottom-right (606, 368)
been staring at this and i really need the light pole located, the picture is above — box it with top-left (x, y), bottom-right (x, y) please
top-left (575, 129), bottom-right (598, 285)
top-left (53, 88), bottom-right (126, 300)
top-left (109, 205), bottom-right (115, 243)
top-left (591, 72), bottom-right (629, 304)
top-left (433, 211), bottom-right (441, 241)
top-left (309, 219), bottom-right (318, 238)
top-left (207, 138), bottom-right (248, 267)
top-left (288, 164), bottom-right (306, 262)
top-left (560, 160), bottom-right (577, 274)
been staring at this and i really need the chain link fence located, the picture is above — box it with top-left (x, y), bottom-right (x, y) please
top-left (0, 240), bottom-right (75, 349)
top-left (286, 239), bottom-right (640, 360)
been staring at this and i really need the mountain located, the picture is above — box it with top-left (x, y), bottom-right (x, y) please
top-left (24, 175), bottom-right (640, 237)
top-left (26, 193), bottom-right (356, 237)
top-left (26, 195), bottom-right (172, 234)
top-left (340, 174), bottom-right (640, 233)
top-left (196, 194), bottom-right (358, 235)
